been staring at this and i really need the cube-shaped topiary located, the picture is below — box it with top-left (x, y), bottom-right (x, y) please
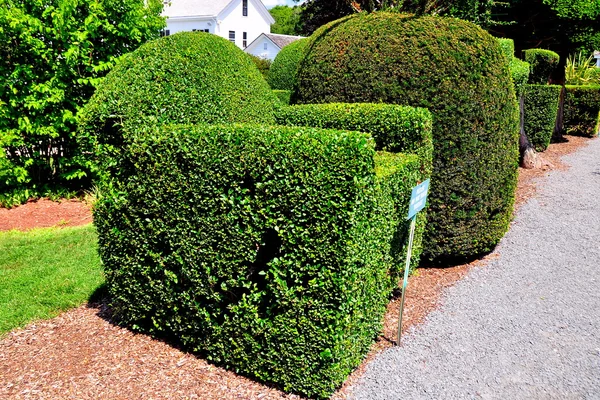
top-left (94, 118), bottom-right (432, 398)
top-left (523, 84), bottom-right (562, 151)
top-left (294, 13), bottom-right (520, 262)
top-left (524, 48), bottom-right (560, 84)
top-left (563, 85), bottom-right (600, 137)
top-left (267, 38), bottom-right (308, 91)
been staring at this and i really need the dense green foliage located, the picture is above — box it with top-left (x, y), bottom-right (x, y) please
top-left (273, 90), bottom-right (292, 105)
top-left (247, 54), bottom-right (272, 80)
top-left (78, 32), bottom-right (277, 167)
top-left (523, 84), bottom-right (562, 151)
top-left (267, 38), bottom-right (308, 91)
top-left (524, 49), bottom-right (560, 84)
top-left (269, 5), bottom-right (302, 35)
top-left (0, 225), bottom-right (102, 335)
top-left (563, 85), bottom-right (600, 137)
top-left (0, 0), bottom-right (165, 203)
top-left (499, 38), bottom-right (531, 97)
top-left (294, 13), bottom-right (520, 261)
top-left (275, 103), bottom-right (433, 271)
top-left (95, 121), bottom-right (430, 398)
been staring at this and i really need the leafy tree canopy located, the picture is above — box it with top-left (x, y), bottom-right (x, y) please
top-left (269, 5), bottom-right (303, 35)
top-left (0, 0), bottom-right (165, 198)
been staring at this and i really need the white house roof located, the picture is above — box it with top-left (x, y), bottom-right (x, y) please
top-left (162, 0), bottom-right (234, 18)
top-left (264, 33), bottom-right (305, 49)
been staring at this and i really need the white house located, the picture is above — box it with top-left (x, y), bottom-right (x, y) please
top-left (594, 50), bottom-right (600, 67)
top-left (244, 33), bottom-right (305, 61)
top-left (161, 0), bottom-right (275, 50)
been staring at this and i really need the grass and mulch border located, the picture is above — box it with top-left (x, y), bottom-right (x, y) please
top-left (0, 135), bottom-right (593, 399)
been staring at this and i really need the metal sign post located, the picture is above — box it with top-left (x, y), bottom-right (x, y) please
top-left (397, 179), bottom-right (430, 346)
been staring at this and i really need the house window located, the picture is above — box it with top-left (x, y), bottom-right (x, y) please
top-left (243, 0), bottom-right (248, 16)
top-left (204, 29), bottom-right (209, 33)
top-left (160, 29), bottom-right (170, 37)
top-left (264, 42), bottom-right (268, 50)
top-left (243, 32), bottom-right (247, 48)
top-left (229, 31), bottom-right (235, 43)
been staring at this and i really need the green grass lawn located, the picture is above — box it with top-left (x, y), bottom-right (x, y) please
top-left (0, 224), bottom-right (103, 335)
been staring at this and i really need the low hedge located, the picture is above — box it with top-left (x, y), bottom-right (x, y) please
top-left (95, 122), bottom-right (430, 398)
top-left (563, 85), bottom-right (600, 137)
top-left (523, 85), bottom-right (561, 151)
top-left (267, 38), bottom-right (308, 90)
top-left (276, 102), bottom-right (433, 272)
top-left (524, 48), bottom-right (560, 84)
top-left (294, 13), bottom-right (520, 261)
top-left (273, 89), bottom-right (292, 105)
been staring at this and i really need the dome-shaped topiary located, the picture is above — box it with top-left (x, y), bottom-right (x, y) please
top-left (79, 32), bottom-right (276, 146)
top-left (294, 13), bottom-right (520, 262)
top-left (267, 38), bottom-right (308, 90)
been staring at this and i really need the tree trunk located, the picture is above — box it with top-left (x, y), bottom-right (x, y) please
top-left (519, 94), bottom-right (540, 169)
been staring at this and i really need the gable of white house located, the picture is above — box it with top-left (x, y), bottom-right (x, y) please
top-left (162, 0), bottom-right (274, 50)
top-left (245, 34), bottom-right (280, 61)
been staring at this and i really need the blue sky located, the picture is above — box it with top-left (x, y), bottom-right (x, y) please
top-left (262, 0), bottom-right (305, 9)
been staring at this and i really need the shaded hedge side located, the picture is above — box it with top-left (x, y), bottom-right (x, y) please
top-left (294, 13), bottom-right (520, 261)
top-left (267, 38), bottom-right (308, 90)
top-left (94, 123), bottom-right (428, 398)
top-left (563, 85), bottom-right (600, 137)
top-left (524, 48), bottom-right (560, 84)
top-left (523, 84), bottom-right (562, 151)
top-left (273, 89), bottom-right (292, 105)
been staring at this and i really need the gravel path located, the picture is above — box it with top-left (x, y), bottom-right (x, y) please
top-left (350, 137), bottom-right (600, 400)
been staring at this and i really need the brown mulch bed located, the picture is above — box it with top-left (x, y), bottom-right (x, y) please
top-left (0, 198), bottom-right (92, 231)
top-left (0, 135), bottom-right (593, 399)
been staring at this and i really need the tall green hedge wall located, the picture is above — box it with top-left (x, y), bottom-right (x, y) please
top-left (78, 32), bottom-right (276, 162)
top-left (498, 38), bottom-right (530, 97)
top-left (95, 120), bottom-right (431, 398)
top-left (523, 85), bottom-right (562, 151)
top-left (563, 85), bottom-right (600, 137)
top-left (267, 38), bottom-right (308, 91)
top-left (524, 49), bottom-right (560, 84)
top-left (275, 103), bottom-right (433, 272)
top-left (294, 13), bottom-right (520, 262)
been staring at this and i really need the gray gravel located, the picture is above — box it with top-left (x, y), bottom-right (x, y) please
top-left (350, 137), bottom-right (600, 400)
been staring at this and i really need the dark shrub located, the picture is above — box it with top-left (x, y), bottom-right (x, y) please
top-left (523, 84), bottom-right (561, 151)
top-left (95, 121), bottom-right (431, 398)
top-left (563, 85), bottom-right (600, 137)
top-left (78, 32), bottom-right (276, 155)
top-left (273, 89), bottom-right (292, 105)
top-left (267, 38), bottom-right (308, 90)
top-left (247, 54), bottom-right (271, 80)
top-left (294, 13), bottom-right (520, 261)
top-left (524, 48), bottom-right (560, 84)
top-left (276, 102), bottom-right (433, 272)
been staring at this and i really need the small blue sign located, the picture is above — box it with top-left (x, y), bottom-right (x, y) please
top-left (407, 179), bottom-right (430, 220)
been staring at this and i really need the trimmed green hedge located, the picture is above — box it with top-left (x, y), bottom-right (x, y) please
top-left (523, 84), bottom-right (562, 151)
top-left (498, 38), bottom-right (515, 61)
top-left (95, 122), bottom-right (430, 398)
top-left (273, 89), bottom-right (292, 105)
top-left (267, 38), bottom-right (308, 90)
top-left (524, 49), bottom-right (560, 84)
top-left (294, 13), bottom-right (520, 261)
top-left (78, 32), bottom-right (276, 157)
top-left (276, 102), bottom-right (433, 271)
top-left (563, 85), bottom-right (600, 137)
top-left (498, 38), bottom-right (530, 97)
top-left (247, 54), bottom-right (272, 80)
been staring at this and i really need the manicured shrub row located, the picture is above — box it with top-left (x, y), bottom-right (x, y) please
top-left (523, 84), bottom-right (562, 151)
top-left (273, 89), bottom-right (292, 105)
top-left (267, 38), bottom-right (308, 90)
top-left (524, 48), bottom-right (560, 84)
top-left (294, 13), bottom-right (520, 261)
top-left (95, 122), bottom-right (430, 399)
top-left (78, 32), bottom-right (276, 156)
top-left (247, 54), bottom-right (272, 80)
top-left (275, 102), bottom-right (433, 271)
top-left (497, 38), bottom-right (530, 97)
top-left (563, 85), bottom-right (600, 137)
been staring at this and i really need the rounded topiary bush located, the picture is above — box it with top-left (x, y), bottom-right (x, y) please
top-left (79, 32), bottom-right (276, 147)
top-left (295, 13), bottom-right (520, 261)
top-left (267, 38), bottom-right (308, 90)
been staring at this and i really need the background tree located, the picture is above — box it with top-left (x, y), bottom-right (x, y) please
top-left (0, 0), bottom-right (165, 205)
top-left (269, 5), bottom-right (303, 35)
